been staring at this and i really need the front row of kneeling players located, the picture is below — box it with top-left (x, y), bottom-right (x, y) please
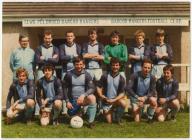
top-left (6, 56), bottom-right (180, 128)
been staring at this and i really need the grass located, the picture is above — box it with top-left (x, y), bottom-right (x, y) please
top-left (1, 111), bottom-right (189, 138)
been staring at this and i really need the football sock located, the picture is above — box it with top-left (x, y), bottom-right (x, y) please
top-left (62, 100), bottom-right (68, 114)
top-left (53, 107), bottom-right (62, 120)
top-left (170, 106), bottom-right (180, 118)
top-left (147, 106), bottom-right (155, 120)
top-left (116, 106), bottom-right (124, 121)
top-left (25, 107), bottom-right (34, 120)
top-left (87, 103), bottom-right (97, 123)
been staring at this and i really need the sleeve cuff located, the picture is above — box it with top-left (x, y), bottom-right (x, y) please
top-left (140, 55), bottom-right (144, 60)
top-left (65, 99), bottom-right (70, 103)
top-left (47, 97), bottom-right (53, 102)
top-left (18, 98), bottom-right (23, 103)
top-left (144, 96), bottom-right (148, 100)
top-left (70, 55), bottom-right (74, 59)
top-left (134, 95), bottom-right (139, 99)
top-left (83, 93), bottom-right (88, 97)
top-left (166, 97), bottom-right (170, 101)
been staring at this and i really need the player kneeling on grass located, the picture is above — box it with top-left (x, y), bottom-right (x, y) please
top-left (36, 63), bottom-right (63, 126)
top-left (126, 59), bottom-right (157, 123)
top-left (155, 64), bottom-right (180, 122)
top-left (97, 57), bottom-right (127, 124)
top-left (6, 68), bottom-right (35, 125)
top-left (63, 56), bottom-right (97, 129)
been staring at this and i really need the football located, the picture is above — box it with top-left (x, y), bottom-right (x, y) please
top-left (70, 116), bottom-right (84, 128)
top-left (40, 116), bottom-right (50, 126)
top-left (40, 107), bottom-right (51, 126)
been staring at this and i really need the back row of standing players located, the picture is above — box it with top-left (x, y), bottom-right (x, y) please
top-left (7, 28), bottom-right (179, 127)
top-left (10, 28), bottom-right (173, 81)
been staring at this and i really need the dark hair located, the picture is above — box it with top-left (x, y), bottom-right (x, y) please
top-left (43, 30), bottom-right (53, 37)
top-left (163, 64), bottom-right (174, 74)
top-left (141, 58), bottom-right (153, 67)
top-left (110, 30), bottom-right (120, 38)
top-left (42, 63), bottom-right (54, 73)
top-left (73, 56), bottom-right (84, 64)
top-left (65, 30), bottom-right (75, 36)
top-left (110, 57), bottom-right (120, 65)
top-left (155, 28), bottom-right (165, 36)
top-left (88, 28), bottom-right (98, 35)
top-left (19, 34), bottom-right (28, 41)
top-left (16, 67), bottom-right (28, 78)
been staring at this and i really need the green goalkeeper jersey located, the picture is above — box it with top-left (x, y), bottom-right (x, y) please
top-left (104, 43), bottom-right (128, 71)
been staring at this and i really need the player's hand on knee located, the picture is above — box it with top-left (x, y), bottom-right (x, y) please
top-left (102, 97), bottom-right (108, 104)
top-left (66, 102), bottom-right (73, 109)
top-left (159, 98), bottom-right (166, 104)
top-left (138, 101), bottom-right (144, 107)
top-left (77, 95), bottom-right (85, 105)
top-left (41, 98), bottom-right (49, 107)
top-left (106, 98), bottom-right (116, 104)
top-left (138, 96), bottom-right (146, 102)
top-left (44, 98), bottom-right (49, 105)
top-left (13, 100), bottom-right (19, 109)
top-left (52, 54), bottom-right (58, 59)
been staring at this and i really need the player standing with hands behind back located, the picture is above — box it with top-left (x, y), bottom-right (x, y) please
top-left (10, 34), bottom-right (35, 81)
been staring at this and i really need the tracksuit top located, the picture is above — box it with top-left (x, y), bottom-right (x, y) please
top-left (150, 43), bottom-right (173, 65)
top-left (98, 73), bottom-right (125, 99)
top-left (63, 69), bottom-right (95, 102)
top-left (10, 47), bottom-right (35, 79)
top-left (35, 44), bottom-right (59, 69)
top-left (59, 43), bottom-right (81, 71)
top-left (36, 76), bottom-right (63, 107)
top-left (6, 79), bottom-right (35, 109)
top-left (156, 77), bottom-right (179, 101)
top-left (82, 41), bottom-right (104, 69)
top-left (126, 71), bottom-right (157, 99)
top-left (129, 44), bottom-right (151, 73)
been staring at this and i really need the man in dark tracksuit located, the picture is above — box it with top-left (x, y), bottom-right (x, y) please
top-left (126, 59), bottom-right (157, 123)
top-left (59, 31), bottom-right (82, 80)
top-left (97, 57), bottom-right (126, 124)
top-left (36, 63), bottom-right (63, 125)
top-left (129, 29), bottom-right (151, 74)
top-left (150, 28), bottom-right (173, 80)
top-left (35, 30), bottom-right (59, 80)
top-left (82, 28), bottom-right (104, 116)
top-left (34, 30), bottom-right (59, 116)
top-left (6, 68), bottom-right (35, 124)
top-left (59, 31), bottom-right (82, 115)
top-left (155, 64), bottom-right (180, 122)
top-left (63, 56), bottom-right (96, 128)
top-left (82, 28), bottom-right (104, 82)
